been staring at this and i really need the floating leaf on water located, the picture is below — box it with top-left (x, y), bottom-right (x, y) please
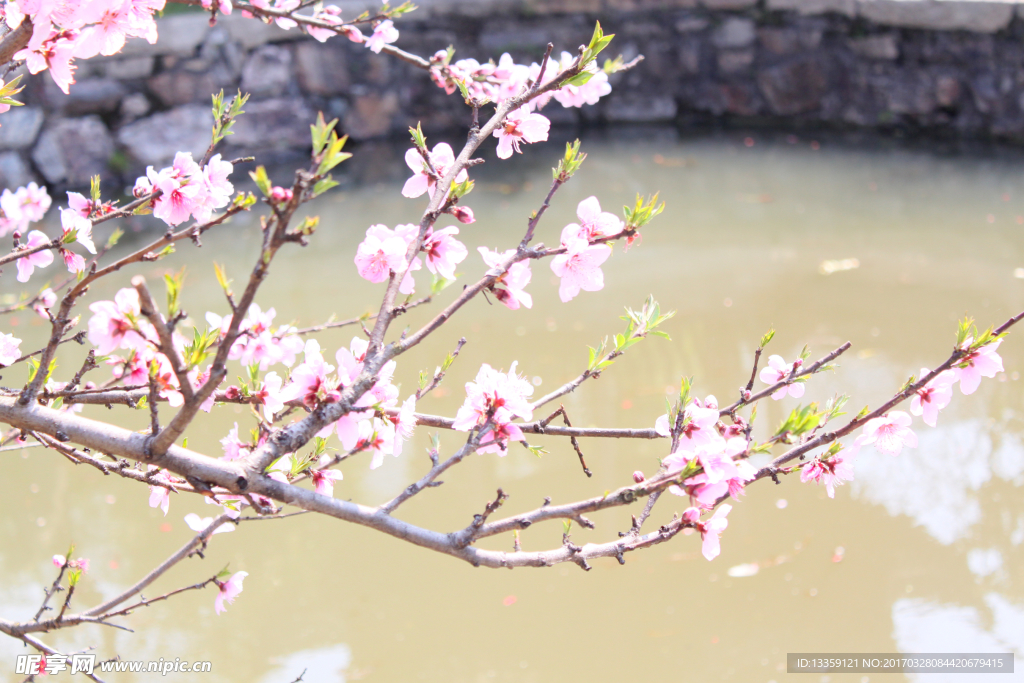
top-left (727, 563), bottom-right (760, 578)
top-left (819, 258), bottom-right (860, 275)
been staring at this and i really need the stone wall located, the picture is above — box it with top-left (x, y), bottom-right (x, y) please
top-left (6, 0), bottom-right (1024, 190)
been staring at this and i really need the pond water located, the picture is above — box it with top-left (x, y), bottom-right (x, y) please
top-left (2, 129), bottom-right (1023, 683)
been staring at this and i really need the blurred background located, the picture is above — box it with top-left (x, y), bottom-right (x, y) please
top-left (2, 1), bottom-right (1024, 682)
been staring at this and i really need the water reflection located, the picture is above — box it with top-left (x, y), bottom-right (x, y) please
top-left (892, 595), bottom-right (1024, 681)
top-left (2, 129), bottom-right (1024, 680)
top-left (260, 644), bottom-right (352, 683)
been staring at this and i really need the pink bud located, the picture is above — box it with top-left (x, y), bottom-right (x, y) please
top-left (270, 187), bottom-right (293, 203)
top-left (682, 507), bottom-right (702, 524)
top-left (451, 206), bottom-right (475, 224)
top-left (52, 554), bottom-right (66, 567)
top-left (224, 386), bottom-right (241, 400)
top-left (632, 470), bottom-right (645, 483)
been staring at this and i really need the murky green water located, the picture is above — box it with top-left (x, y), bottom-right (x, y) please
top-left (2, 130), bottom-right (1023, 682)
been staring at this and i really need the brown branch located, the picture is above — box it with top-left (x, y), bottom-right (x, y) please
top-left (0, 18), bottom-right (32, 68)
top-left (132, 275), bottom-right (194, 403)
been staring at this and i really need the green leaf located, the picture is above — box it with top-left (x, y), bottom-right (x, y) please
top-left (316, 133), bottom-right (352, 176)
top-left (561, 69), bottom-right (595, 88)
top-left (213, 262), bottom-right (232, 296)
top-left (249, 166), bottom-right (271, 197)
top-left (310, 111), bottom-right (339, 156)
top-left (163, 267), bottom-right (186, 319)
top-left (90, 175), bottom-right (102, 204)
top-left (312, 176), bottom-right (339, 198)
top-left (759, 328), bottom-right (776, 349)
top-left (409, 121), bottom-right (426, 150)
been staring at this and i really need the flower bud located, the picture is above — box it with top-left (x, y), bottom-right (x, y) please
top-left (450, 206), bottom-right (475, 224)
top-left (224, 386), bottom-right (241, 400)
top-left (632, 470), bottom-right (645, 483)
top-left (682, 507), bottom-right (702, 524)
top-left (270, 187), bottom-right (293, 203)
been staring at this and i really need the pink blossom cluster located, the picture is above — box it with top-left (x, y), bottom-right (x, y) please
top-left (52, 554), bottom-right (90, 572)
top-left (551, 197), bottom-right (617, 302)
top-left (429, 50), bottom-right (611, 112)
top-left (0, 182), bottom-right (50, 236)
top-left (355, 223), bottom-right (468, 293)
top-left (759, 355), bottom-right (805, 400)
top-left (3, 185), bottom-right (107, 282)
top-left (683, 504), bottom-right (731, 561)
top-left (215, 571), bottom-right (247, 614)
top-left (453, 362), bottom-right (534, 454)
top-left (88, 288), bottom-right (218, 410)
top-left (206, 303), bottom-right (303, 371)
top-left (479, 247), bottom-right (532, 310)
top-left (401, 142), bottom-right (466, 201)
top-left (133, 152), bottom-right (234, 227)
top-left (5, 0), bottom-right (166, 94)
top-left (656, 395), bottom-right (757, 509)
top-left (0, 332), bottom-right (21, 366)
top-left (261, 337), bottom-right (417, 473)
top-left (800, 340), bottom-right (1002, 498)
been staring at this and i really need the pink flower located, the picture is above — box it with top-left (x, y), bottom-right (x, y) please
top-left (479, 247), bottom-right (532, 310)
top-left (956, 339), bottom-right (1003, 395)
top-left (52, 555), bottom-right (89, 571)
top-left (384, 394), bottom-right (417, 458)
top-left (61, 248), bottom-right (85, 273)
top-left (310, 468), bottom-right (343, 497)
top-left (87, 287), bottom-right (152, 355)
top-left (493, 107), bottom-right (550, 159)
top-left (453, 362), bottom-right (534, 454)
top-left (220, 423), bottom-right (250, 461)
top-left (1, 182), bottom-right (51, 235)
top-left (33, 288), bottom-right (57, 319)
top-left (149, 165), bottom-right (200, 226)
top-left (860, 411), bottom-right (917, 457)
top-left (358, 418), bottom-right (396, 470)
top-left (695, 504), bottom-right (731, 561)
top-left (909, 368), bottom-right (957, 427)
top-left (0, 332), bottom-right (21, 366)
top-left (402, 143), bottom-right (466, 200)
top-left (148, 485), bottom-right (170, 516)
top-left (149, 355), bottom-right (184, 407)
top-left (364, 19), bottom-right (398, 54)
top-left (423, 226), bottom-right (468, 280)
top-left (74, 2), bottom-right (135, 59)
top-left (16, 230), bottom-right (54, 282)
top-left (550, 236), bottom-right (611, 303)
top-left (306, 5), bottom-right (342, 42)
top-left (354, 224), bottom-right (408, 284)
top-left (66, 191), bottom-right (92, 217)
top-left (214, 571), bottom-right (247, 614)
top-left (183, 513), bottom-right (234, 535)
top-left (561, 197), bottom-right (623, 242)
top-left (202, 154), bottom-right (234, 209)
top-left (801, 450), bottom-right (857, 498)
top-left (255, 371), bottom-right (285, 421)
top-left (759, 355), bottom-right (805, 400)
top-left (15, 27), bottom-right (78, 94)
top-left (201, 0), bottom-right (233, 15)
top-left (60, 197), bottom-right (97, 255)
top-left (278, 340), bottom-right (339, 409)
top-left (660, 402), bottom-right (721, 456)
